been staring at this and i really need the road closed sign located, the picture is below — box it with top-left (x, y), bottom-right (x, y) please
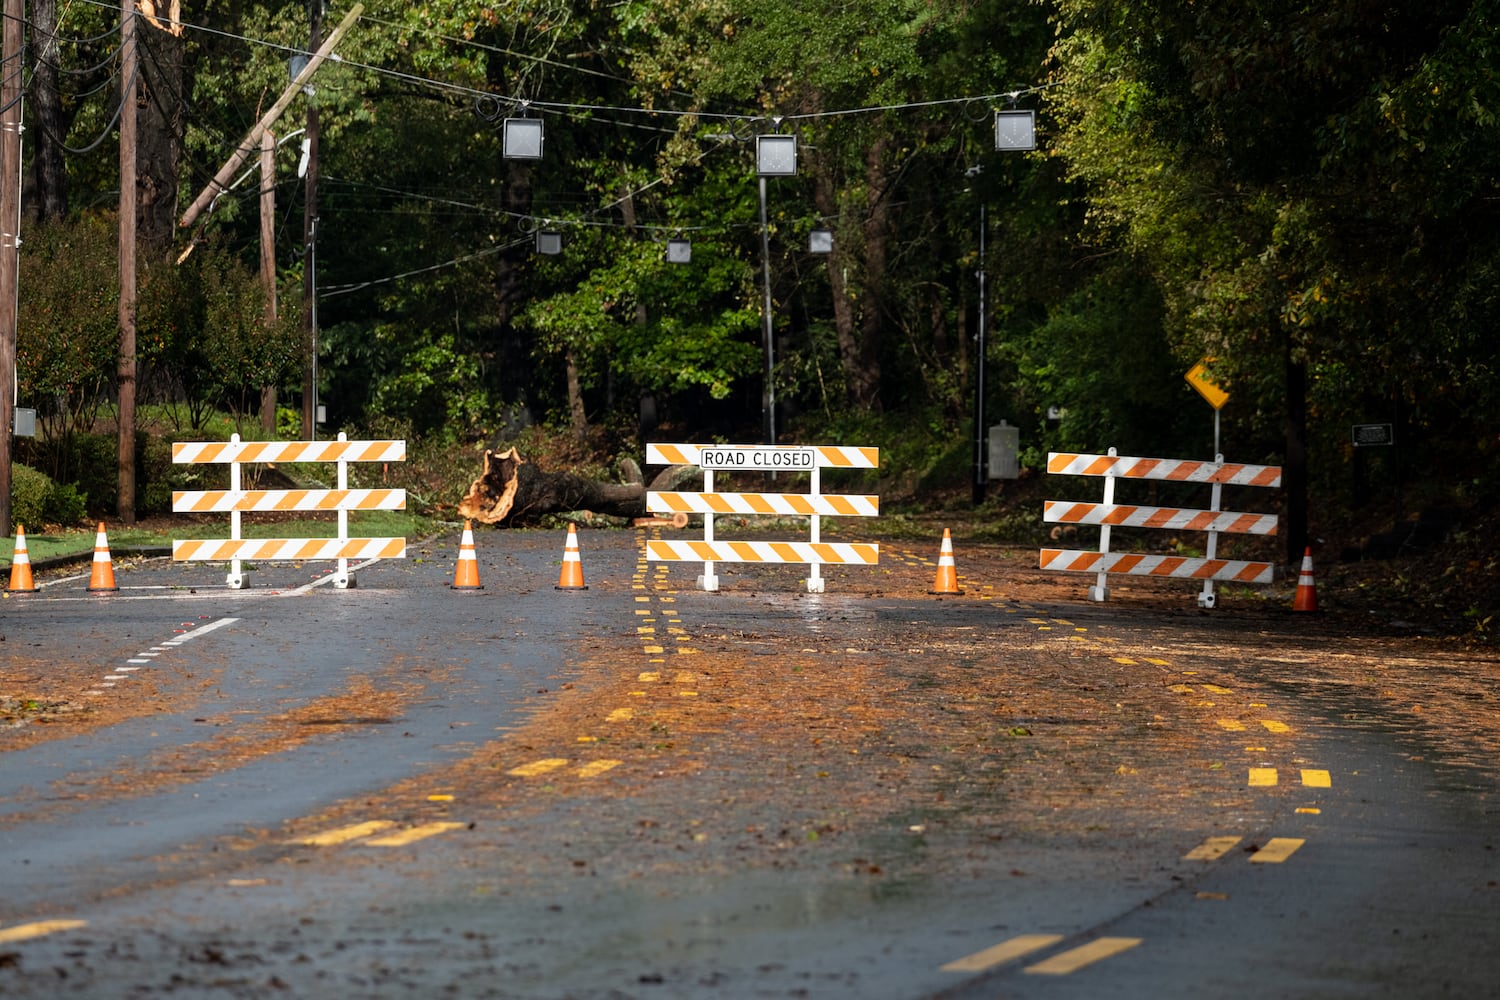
top-left (698, 446), bottom-right (815, 471)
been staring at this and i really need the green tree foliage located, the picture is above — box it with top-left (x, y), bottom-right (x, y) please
top-left (16, 215), bottom-right (119, 442)
top-left (1047, 0), bottom-right (1500, 549)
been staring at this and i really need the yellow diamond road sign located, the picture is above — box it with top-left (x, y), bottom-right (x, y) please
top-left (1185, 360), bottom-right (1229, 410)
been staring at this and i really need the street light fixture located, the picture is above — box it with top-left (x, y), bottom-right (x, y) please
top-left (994, 109), bottom-right (1036, 151)
top-left (536, 230), bottom-right (562, 255)
top-left (808, 228), bottom-right (833, 254)
top-left (504, 117), bottom-right (545, 160)
top-left (666, 238), bottom-right (692, 264)
top-left (755, 133), bottom-right (797, 176)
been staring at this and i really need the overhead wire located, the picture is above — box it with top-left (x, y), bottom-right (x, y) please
top-left (48, 0), bottom-right (1044, 294)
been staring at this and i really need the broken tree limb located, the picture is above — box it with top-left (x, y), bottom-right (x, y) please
top-left (457, 447), bottom-right (697, 526)
top-left (177, 4), bottom-right (362, 231)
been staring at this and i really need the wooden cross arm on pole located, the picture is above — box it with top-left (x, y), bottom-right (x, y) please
top-left (178, 3), bottom-right (362, 231)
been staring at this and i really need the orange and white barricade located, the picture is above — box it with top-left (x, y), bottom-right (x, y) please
top-left (1042, 449), bottom-right (1280, 608)
top-left (172, 432), bottom-right (406, 589)
top-left (645, 443), bottom-right (879, 593)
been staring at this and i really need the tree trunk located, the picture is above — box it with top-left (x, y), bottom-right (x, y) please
top-left (852, 137), bottom-right (893, 411)
top-left (458, 448), bottom-right (695, 526)
top-left (134, 23), bottom-right (184, 247)
top-left (812, 166), bottom-right (863, 410)
top-left (1284, 335), bottom-right (1309, 564)
top-left (564, 346), bottom-right (587, 434)
top-left (29, 0), bottom-right (69, 222)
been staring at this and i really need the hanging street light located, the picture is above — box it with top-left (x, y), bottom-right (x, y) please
top-left (994, 109), bottom-right (1036, 151)
top-left (504, 117), bottom-right (545, 160)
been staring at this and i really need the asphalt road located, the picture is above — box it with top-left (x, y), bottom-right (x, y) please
top-left (0, 525), bottom-right (1495, 998)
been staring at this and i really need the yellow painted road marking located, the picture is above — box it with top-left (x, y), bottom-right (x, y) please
top-left (508, 758), bottom-right (569, 777)
top-left (1025, 937), bottom-right (1142, 975)
top-left (1297, 807), bottom-right (1322, 815)
top-left (1217, 719), bottom-right (1247, 731)
top-left (297, 820), bottom-right (396, 846)
top-left (0, 919), bottom-right (88, 944)
top-left (1261, 720), bottom-right (1291, 733)
top-left (577, 759), bottom-right (622, 778)
top-left (1249, 838), bottom-right (1305, 863)
top-left (1249, 767), bottom-right (1278, 787)
top-left (639, 671), bottom-right (661, 682)
top-left (1201, 684), bottom-right (1233, 694)
top-left (364, 822), bottom-right (466, 847)
top-left (1301, 769), bottom-right (1331, 787)
top-left (1184, 836), bottom-right (1241, 861)
top-left (606, 708), bottom-right (635, 722)
top-left (941, 934), bottom-right (1064, 972)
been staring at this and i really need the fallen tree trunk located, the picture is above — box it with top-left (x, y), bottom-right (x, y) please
top-left (457, 447), bottom-right (696, 526)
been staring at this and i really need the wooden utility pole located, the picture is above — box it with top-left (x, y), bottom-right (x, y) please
top-left (0, 0), bottom-right (22, 536)
top-left (301, 0), bottom-right (324, 441)
top-left (117, 0), bottom-right (138, 525)
top-left (259, 129), bottom-right (277, 432)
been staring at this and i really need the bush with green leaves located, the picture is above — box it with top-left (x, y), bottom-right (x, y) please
top-left (10, 464), bottom-right (53, 531)
top-left (42, 482), bottom-right (88, 527)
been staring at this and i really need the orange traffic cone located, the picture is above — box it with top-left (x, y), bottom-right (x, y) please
top-left (1292, 547), bottom-right (1318, 612)
top-left (451, 521), bottom-right (483, 590)
top-left (7, 525), bottom-right (37, 593)
top-left (555, 522), bottom-right (588, 591)
top-left (86, 522), bottom-right (118, 593)
top-left (929, 528), bottom-right (962, 595)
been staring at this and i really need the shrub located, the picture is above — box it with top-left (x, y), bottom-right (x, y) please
top-left (10, 464), bottom-right (53, 530)
top-left (43, 482), bottom-right (88, 527)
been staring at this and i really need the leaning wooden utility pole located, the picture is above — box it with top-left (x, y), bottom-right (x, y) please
top-left (117, 0), bottom-right (138, 525)
top-left (259, 129), bottom-right (277, 432)
top-left (0, 0), bottom-right (22, 536)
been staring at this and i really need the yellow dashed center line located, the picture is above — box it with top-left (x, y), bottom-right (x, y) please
top-left (1024, 937), bottom-right (1143, 975)
top-left (1183, 836), bottom-right (1242, 861)
top-left (508, 758), bottom-right (569, 777)
top-left (297, 820), bottom-right (397, 846)
top-left (941, 934), bottom-right (1064, 972)
top-left (1248, 837), bottom-right (1305, 863)
top-left (363, 822), bottom-right (466, 847)
top-left (0, 920), bottom-right (88, 944)
top-left (577, 759), bottom-right (622, 778)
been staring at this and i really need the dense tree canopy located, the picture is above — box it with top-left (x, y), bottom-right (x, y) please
top-left (6, 0), bottom-right (1497, 541)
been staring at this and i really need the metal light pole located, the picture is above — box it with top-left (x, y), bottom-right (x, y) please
top-left (755, 130), bottom-right (796, 447)
top-left (758, 176), bottom-right (775, 445)
top-left (971, 186), bottom-right (987, 507)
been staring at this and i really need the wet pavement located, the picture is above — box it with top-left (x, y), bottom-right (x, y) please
top-left (0, 523), bottom-right (1496, 997)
